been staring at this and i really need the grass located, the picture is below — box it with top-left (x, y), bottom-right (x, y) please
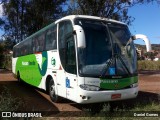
top-left (138, 60), bottom-right (160, 70)
top-left (0, 89), bottom-right (159, 120)
top-left (0, 87), bottom-right (27, 120)
top-left (0, 87), bottom-right (26, 111)
top-left (80, 104), bottom-right (160, 120)
top-left (79, 95), bottom-right (160, 120)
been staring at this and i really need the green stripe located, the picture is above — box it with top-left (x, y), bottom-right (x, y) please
top-left (100, 76), bottom-right (138, 90)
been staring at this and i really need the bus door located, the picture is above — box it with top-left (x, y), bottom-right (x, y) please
top-left (57, 21), bottom-right (78, 101)
top-left (65, 36), bottom-right (77, 101)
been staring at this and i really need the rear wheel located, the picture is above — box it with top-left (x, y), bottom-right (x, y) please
top-left (49, 79), bottom-right (60, 103)
top-left (17, 72), bottom-right (21, 83)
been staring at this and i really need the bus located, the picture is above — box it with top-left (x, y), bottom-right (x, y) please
top-left (12, 15), bottom-right (151, 104)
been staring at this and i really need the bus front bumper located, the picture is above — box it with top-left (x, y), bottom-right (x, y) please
top-left (77, 87), bottom-right (138, 104)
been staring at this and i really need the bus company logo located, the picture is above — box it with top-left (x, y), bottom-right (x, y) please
top-left (22, 61), bottom-right (35, 66)
top-left (102, 80), bottom-right (118, 84)
top-left (22, 61), bottom-right (29, 66)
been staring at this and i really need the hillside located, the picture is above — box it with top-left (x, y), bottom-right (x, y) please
top-left (135, 44), bottom-right (160, 52)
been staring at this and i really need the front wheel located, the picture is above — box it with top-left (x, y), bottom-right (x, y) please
top-left (49, 79), bottom-right (60, 103)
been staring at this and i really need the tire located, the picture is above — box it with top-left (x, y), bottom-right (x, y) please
top-left (49, 79), bottom-right (60, 103)
top-left (17, 72), bottom-right (21, 83)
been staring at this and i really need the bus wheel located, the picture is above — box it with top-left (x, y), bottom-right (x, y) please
top-left (17, 72), bottom-right (21, 83)
top-left (49, 79), bottom-right (60, 103)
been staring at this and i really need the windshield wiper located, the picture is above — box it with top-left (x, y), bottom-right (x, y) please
top-left (100, 57), bottom-right (114, 78)
top-left (100, 53), bottom-right (131, 78)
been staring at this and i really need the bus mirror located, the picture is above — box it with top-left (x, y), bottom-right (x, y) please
top-left (132, 34), bottom-right (152, 52)
top-left (73, 25), bottom-right (86, 48)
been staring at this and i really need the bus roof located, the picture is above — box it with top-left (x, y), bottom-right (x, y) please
top-left (14, 15), bottom-right (126, 47)
top-left (55, 15), bottom-right (126, 25)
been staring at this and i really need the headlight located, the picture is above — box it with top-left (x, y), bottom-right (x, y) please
top-left (79, 84), bottom-right (100, 91)
top-left (130, 83), bottom-right (138, 88)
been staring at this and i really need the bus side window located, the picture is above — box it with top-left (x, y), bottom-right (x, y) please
top-left (25, 38), bottom-right (32, 54)
top-left (33, 33), bottom-right (45, 52)
top-left (66, 37), bottom-right (76, 74)
top-left (45, 25), bottom-right (57, 50)
top-left (19, 44), bottom-right (23, 56)
top-left (16, 47), bottom-right (20, 57)
top-left (13, 47), bottom-right (16, 57)
top-left (32, 36), bottom-right (36, 53)
top-left (59, 22), bottom-right (66, 69)
top-left (23, 41), bottom-right (28, 55)
top-left (37, 33), bottom-right (45, 52)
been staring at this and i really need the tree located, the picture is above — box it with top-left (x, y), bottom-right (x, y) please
top-left (144, 51), bottom-right (158, 61)
top-left (24, 0), bottom-right (66, 36)
top-left (0, 42), bottom-right (5, 68)
top-left (2, 0), bottom-right (66, 43)
top-left (66, 0), bottom-right (158, 25)
top-left (2, 0), bottom-right (26, 43)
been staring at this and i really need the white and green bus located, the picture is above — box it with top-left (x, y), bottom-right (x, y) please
top-left (12, 15), bottom-right (151, 104)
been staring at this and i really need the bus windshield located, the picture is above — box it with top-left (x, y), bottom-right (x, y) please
top-left (75, 18), bottom-right (137, 77)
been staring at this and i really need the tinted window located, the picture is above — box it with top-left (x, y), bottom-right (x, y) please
top-left (66, 36), bottom-right (76, 74)
top-left (58, 21), bottom-right (77, 74)
top-left (45, 25), bottom-right (57, 50)
top-left (59, 21), bottom-right (66, 69)
top-left (33, 33), bottom-right (45, 53)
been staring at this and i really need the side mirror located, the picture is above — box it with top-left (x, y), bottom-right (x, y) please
top-left (73, 25), bottom-right (86, 48)
top-left (132, 34), bottom-right (152, 52)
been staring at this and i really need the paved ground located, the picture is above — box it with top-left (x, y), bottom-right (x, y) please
top-left (0, 69), bottom-right (160, 115)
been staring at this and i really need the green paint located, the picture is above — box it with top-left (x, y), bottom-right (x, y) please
top-left (100, 76), bottom-right (138, 90)
top-left (38, 52), bottom-right (48, 76)
top-left (15, 51), bottom-right (48, 87)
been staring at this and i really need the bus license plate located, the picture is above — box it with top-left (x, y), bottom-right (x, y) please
top-left (111, 94), bottom-right (121, 99)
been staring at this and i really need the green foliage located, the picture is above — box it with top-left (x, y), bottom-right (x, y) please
top-left (4, 37), bottom-right (15, 50)
top-left (80, 101), bottom-right (160, 120)
top-left (0, 40), bottom-right (13, 69)
top-left (66, 0), bottom-right (157, 25)
top-left (144, 52), bottom-right (158, 60)
top-left (0, 43), bottom-right (5, 68)
top-left (2, 0), bottom-right (66, 43)
top-left (1, 0), bottom-right (158, 44)
top-left (4, 54), bottom-right (12, 70)
top-left (138, 60), bottom-right (160, 70)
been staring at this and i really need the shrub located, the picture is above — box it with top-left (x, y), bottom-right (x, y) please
top-left (138, 60), bottom-right (160, 70)
top-left (4, 54), bottom-right (12, 70)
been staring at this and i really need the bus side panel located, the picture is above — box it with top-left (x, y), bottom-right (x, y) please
top-left (15, 52), bottom-right (47, 87)
top-left (38, 50), bottom-right (59, 90)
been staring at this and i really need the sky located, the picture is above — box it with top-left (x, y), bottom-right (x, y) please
top-left (128, 1), bottom-right (160, 45)
top-left (0, 2), bottom-right (160, 45)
